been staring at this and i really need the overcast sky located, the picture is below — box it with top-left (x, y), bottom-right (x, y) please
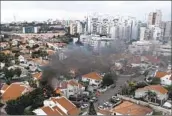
top-left (1, 1), bottom-right (171, 23)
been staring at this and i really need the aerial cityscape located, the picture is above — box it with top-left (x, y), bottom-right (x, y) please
top-left (0, 1), bottom-right (171, 115)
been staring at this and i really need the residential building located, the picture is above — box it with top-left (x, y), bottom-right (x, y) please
top-left (87, 13), bottom-right (101, 35)
top-left (153, 26), bottom-right (162, 40)
top-left (111, 101), bottom-right (153, 115)
top-left (23, 26), bottom-right (39, 34)
top-left (163, 21), bottom-right (172, 41)
top-left (55, 80), bottom-right (85, 98)
top-left (100, 15), bottom-right (110, 36)
top-left (76, 21), bottom-right (85, 34)
top-left (148, 10), bottom-right (162, 27)
top-left (0, 82), bottom-right (31, 102)
top-left (33, 96), bottom-right (80, 115)
top-left (128, 40), bottom-right (152, 54)
top-left (139, 27), bottom-right (146, 41)
top-left (135, 85), bottom-right (168, 104)
top-left (154, 71), bottom-right (172, 86)
top-left (82, 72), bottom-right (102, 87)
top-left (70, 23), bottom-right (77, 35)
top-left (156, 42), bottom-right (171, 56)
top-left (110, 18), bottom-right (119, 39)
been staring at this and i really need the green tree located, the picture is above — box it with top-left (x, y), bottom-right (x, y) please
top-left (15, 59), bottom-right (20, 65)
top-left (146, 90), bottom-right (157, 102)
top-left (151, 78), bottom-right (161, 85)
top-left (88, 101), bottom-right (97, 115)
top-left (3, 68), bottom-right (15, 85)
top-left (102, 73), bottom-right (116, 86)
top-left (14, 68), bottom-right (22, 77)
top-left (28, 79), bottom-right (37, 88)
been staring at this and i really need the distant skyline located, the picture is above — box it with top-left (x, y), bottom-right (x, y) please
top-left (1, 1), bottom-right (171, 23)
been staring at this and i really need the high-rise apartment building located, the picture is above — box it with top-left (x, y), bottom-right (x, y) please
top-left (164, 21), bottom-right (172, 41)
top-left (70, 23), bottom-right (77, 35)
top-left (148, 10), bottom-right (162, 27)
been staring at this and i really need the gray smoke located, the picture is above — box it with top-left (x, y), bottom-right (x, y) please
top-left (41, 39), bottom-right (127, 87)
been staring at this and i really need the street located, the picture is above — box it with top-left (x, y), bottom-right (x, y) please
top-left (95, 74), bottom-right (146, 108)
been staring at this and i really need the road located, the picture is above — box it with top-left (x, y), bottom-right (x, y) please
top-left (95, 74), bottom-right (146, 108)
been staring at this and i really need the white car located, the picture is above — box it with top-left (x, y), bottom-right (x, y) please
top-left (98, 105), bottom-right (103, 109)
top-left (81, 104), bottom-right (89, 109)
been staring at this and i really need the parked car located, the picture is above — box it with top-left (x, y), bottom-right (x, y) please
top-left (98, 86), bottom-right (107, 92)
top-left (111, 84), bottom-right (116, 88)
top-left (98, 105), bottom-right (104, 109)
top-left (103, 102), bottom-right (110, 106)
top-left (91, 97), bottom-right (98, 102)
top-left (81, 104), bottom-right (89, 109)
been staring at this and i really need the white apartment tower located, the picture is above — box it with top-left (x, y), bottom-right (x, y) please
top-left (88, 13), bottom-right (100, 35)
top-left (140, 27), bottom-right (146, 41)
top-left (164, 21), bottom-right (172, 41)
top-left (148, 10), bottom-right (162, 27)
top-left (70, 23), bottom-right (77, 35)
top-left (100, 15), bottom-right (110, 35)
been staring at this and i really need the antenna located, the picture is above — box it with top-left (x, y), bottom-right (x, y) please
top-left (13, 14), bottom-right (16, 22)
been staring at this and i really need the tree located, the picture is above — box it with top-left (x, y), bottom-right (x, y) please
top-left (146, 90), bottom-right (157, 102)
top-left (15, 59), bottom-right (20, 65)
top-left (14, 68), bottom-right (22, 77)
top-left (88, 101), bottom-right (97, 115)
top-left (28, 79), bottom-right (37, 88)
top-left (102, 73), bottom-right (115, 86)
top-left (3, 68), bottom-right (15, 85)
top-left (150, 78), bottom-right (161, 85)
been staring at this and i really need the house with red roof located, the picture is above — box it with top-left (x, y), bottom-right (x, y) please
top-left (33, 96), bottom-right (80, 115)
top-left (55, 80), bottom-right (85, 98)
top-left (135, 85), bottom-right (168, 104)
top-left (154, 71), bottom-right (172, 86)
top-left (82, 72), bottom-right (103, 87)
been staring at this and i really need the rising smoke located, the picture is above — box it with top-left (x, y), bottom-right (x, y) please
top-left (41, 38), bottom-right (127, 88)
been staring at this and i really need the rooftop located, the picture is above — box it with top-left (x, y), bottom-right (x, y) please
top-left (137, 85), bottom-right (168, 94)
top-left (112, 101), bottom-right (153, 115)
top-left (82, 72), bottom-right (102, 81)
top-left (1, 82), bottom-right (30, 102)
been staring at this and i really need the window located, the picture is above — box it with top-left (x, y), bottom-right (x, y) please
top-left (95, 80), bottom-right (100, 83)
top-left (69, 90), bottom-right (73, 92)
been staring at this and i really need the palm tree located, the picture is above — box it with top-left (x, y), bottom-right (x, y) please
top-left (146, 90), bottom-right (157, 103)
top-left (88, 101), bottom-right (97, 115)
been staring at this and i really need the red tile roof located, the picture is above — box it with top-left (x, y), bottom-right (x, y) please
top-left (155, 71), bottom-right (170, 78)
top-left (137, 85), bottom-right (168, 94)
top-left (82, 72), bottom-right (102, 81)
top-left (1, 83), bottom-right (29, 102)
top-left (112, 101), bottom-right (153, 115)
top-left (50, 97), bottom-right (79, 115)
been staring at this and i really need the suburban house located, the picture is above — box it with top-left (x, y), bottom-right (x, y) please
top-left (8, 65), bottom-right (28, 78)
top-left (55, 80), bottom-right (85, 98)
top-left (111, 101), bottom-right (153, 115)
top-left (159, 74), bottom-right (172, 86)
top-left (82, 72), bottom-right (103, 87)
top-left (28, 39), bottom-right (35, 47)
top-left (0, 42), bottom-right (8, 49)
top-left (18, 55), bottom-right (25, 63)
top-left (135, 85), bottom-right (168, 104)
top-left (154, 71), bottom-right (172, 86)
top-left (0, 82), bottom-right (31, 102)
top-left (33, 96), bottom-right (80, 115)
